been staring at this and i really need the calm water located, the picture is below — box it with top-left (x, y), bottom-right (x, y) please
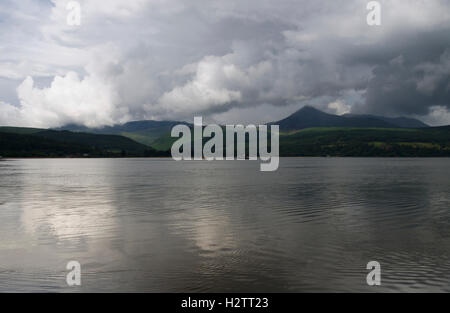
top-left (0, 158), bottom-right (449, 292)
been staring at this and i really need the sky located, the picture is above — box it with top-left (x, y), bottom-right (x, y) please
top-left (0, 0), bottom-right (449, 128)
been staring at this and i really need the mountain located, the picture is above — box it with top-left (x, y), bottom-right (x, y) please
top-left (52, 106), bottom-right (435, 153)
top-left (57, 107), bottom-right (429, 149)
top-left (273, 106), bottom-right (429, 131)
top-left (342, 114), bottom-right (429, 128)
top-left (56, 120), bottom-right (190, 147)
top-left (0, 127), bottom-right (167, 157)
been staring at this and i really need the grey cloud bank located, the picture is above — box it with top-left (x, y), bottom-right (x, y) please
top-left (0, 0), bottom-right (449, 128)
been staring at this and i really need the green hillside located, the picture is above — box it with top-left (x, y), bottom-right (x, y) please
top-left (0, 127), bottom-right (169, 157)
top-left (155, 126), bottom-right (450, 157)
top-left (279, 127), bottom-right (450, 157)
top-left (33, 130), bottom-right (148, 153)
top-left (0, 131), bottom-right (99, 157)
top-left (2, 126), bottom-right (450, 157)
top-left (0, 126), bottom-right (43, 135)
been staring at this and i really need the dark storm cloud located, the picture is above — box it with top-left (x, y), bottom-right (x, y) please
top-left (348, 28), bottom-right (450, 116)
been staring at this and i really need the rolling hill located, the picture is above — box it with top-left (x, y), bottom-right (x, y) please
top-left (0, 127), bottom-right (168, 157)
top-left (56, 120), bottom-right (190, 147)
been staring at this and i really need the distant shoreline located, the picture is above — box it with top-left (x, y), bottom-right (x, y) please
top-left (2, 156), bottom-right (450, 160)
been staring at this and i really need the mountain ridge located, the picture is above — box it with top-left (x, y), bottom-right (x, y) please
top-left (55, 106), bottom-right (430, 146)
top-left (273, 106), bottom-right (429, 131)
top-left (342, 113), bottom-right (429, 128)
top-left (56, 120), bottom-right (191, 147)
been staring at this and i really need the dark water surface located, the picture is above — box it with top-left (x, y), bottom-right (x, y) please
top-left (0, 158), bottom-right (449, 292)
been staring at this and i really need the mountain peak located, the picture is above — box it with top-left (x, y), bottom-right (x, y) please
top-left (275, 106), bottom-right (428, 131)
top-left (288, 105), bottom-right (334, 118)
top-left (295, 105), bottom-right (323, 114)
